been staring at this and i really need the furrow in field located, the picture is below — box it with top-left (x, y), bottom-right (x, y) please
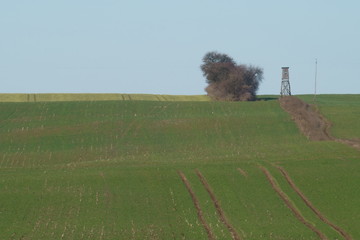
top-left (259, 166), bottom-right (328, 240)
top-left (195, 169), bottom-right (241, 240)
top-left (237, 168), bottom-right (248, 178)
top-left (178, 171), bottom-right (215, 240)
top-left (276, 165), bottom-right (353, 240)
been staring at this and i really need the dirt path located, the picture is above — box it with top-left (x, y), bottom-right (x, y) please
top-left (335, 138), bottom-right (360, 151)
top-left (279, 96), bottom-right (360, 150)
top-left (259, 166), bottom-right (328, 240)
top-left (279, 96), bottom-right (332, 141)
top-left (276, 166), bottom-right (353, 240)
top-left (195, 170), bottom-right (242, 240)
top-left (178, 171), bottom-right (215, 240)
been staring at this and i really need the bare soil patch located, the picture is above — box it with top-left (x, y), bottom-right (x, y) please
top-left (280, 96), bottom-right (360, 151)
top-left (178, 171), bottom-right (215, 240)
top-left (195, 170), bottom-right (241, 240)
top-left (259, 166), bottom-right (328, 240)
top-left (279, 96), bottom-right (332, 141)
top-left (276, 166), bottom-right (353, 240)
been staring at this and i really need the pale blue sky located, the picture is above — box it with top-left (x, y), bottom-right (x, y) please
top-left (1, 1), bottom-right (359, 95)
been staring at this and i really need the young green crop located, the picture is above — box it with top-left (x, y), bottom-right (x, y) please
top-left (299, 94), bottom-right (360, 139)
top-left (0, 95), bottom-right (359, 239)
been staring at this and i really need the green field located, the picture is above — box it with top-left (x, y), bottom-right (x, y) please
top-left (0, 93), bottom-right (210, 102)
top-left (299, 94), bottom-right (360, 139)
top-left (0, 94), bottom-right (359, 239)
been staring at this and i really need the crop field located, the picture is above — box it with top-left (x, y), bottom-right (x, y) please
top-left (299, 95), bottom-right (360, 139)
top-left (0, 94), bottom-right (359, 239)
top-left (0, 93), bottom-right (210, 102)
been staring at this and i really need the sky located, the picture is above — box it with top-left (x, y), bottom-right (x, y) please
top-left (1, 0), bottom-right (359, 95)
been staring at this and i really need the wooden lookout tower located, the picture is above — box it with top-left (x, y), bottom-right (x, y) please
top-left (280, 67), bottom-right (291, 96)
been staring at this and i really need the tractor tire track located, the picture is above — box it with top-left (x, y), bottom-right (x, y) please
top-left (178, 171), bottom-right (215, 240)
top-left (259, 166), bottom-right (328, 240)
top-left (276, 166), bottom-right (353, 240)
top-left (335, 138), bottom-right (360, 151)
top-left (237, 168), bottom-right (248, 178)
top-left (195, 170), bottom-right (241, 240)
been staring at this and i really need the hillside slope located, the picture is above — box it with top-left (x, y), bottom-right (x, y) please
top-left (0, 95), bottom-right (359, 239)
top-left (281, 96), bottom-right (360, 150)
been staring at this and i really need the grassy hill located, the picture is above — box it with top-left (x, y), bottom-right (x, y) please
top-left (0, 94), bottom-right (359, 239)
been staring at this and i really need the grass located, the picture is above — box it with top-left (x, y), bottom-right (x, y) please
top-left (0, 93), bottom-right (210, 102)
top-left (0, 94), bottom-right (359, 239)
top-left (299, 94), bottom-right (360, 139)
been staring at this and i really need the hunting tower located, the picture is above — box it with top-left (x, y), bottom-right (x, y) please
top-left (280, 67), bottom-right (291, 96)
